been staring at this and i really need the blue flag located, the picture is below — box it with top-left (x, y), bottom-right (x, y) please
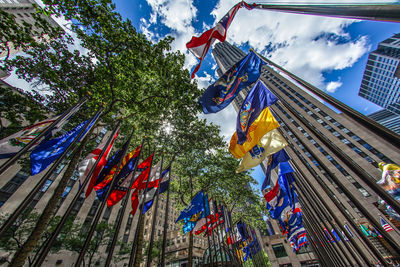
top-left (261, 149), bottom-right (291, 190)
top-left (199, 50), bottom-right (265, 114)
top-left (236, 80), bottom-right (277, 144)
top-left (142, 168), bottom-right (171, 214)
top-left (30, 116), bottom-right (96, 176)
top-left (176, 190), bottom-right (206, 223)
top-left (237, 221), bottom-right (249, 240)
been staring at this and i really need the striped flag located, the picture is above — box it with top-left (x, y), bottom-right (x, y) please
top-left (344, 224), bottom-right (354, 237)
top-left (380, 216), bottom-right (394, 232)
top-left (186, 2), bottom-right (255, 78)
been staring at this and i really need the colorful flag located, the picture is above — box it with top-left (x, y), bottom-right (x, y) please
top-left (237, 221), bottom-right (250, 240)
top-left (199, 51), bottom-right (265, 114)
top-left (29, 115), bottom-right (97, 176)
top-left (94, 145), bottom-right (141, 201)
top-left (176, 191), bottom-right (206, 223)
top-left (373, 227), bottom-right (383, 238)
top-left (0, 117), bottom-right (56, 159)
top-left (360, 224), bottom-right (371, 236)
top-left (261, 149), bottom-right (291, 190)
top-left (186, 2), bottom-right (255, 79)
top-left (380, 216), bottom-right (394, 232)
top-left (236, 129), bottom-right (287, 173)
top-left (78, 130), bottom-right (119, 197)
top-left (229, 107), bottom-right (279, 159)
top-left (236, 80), bottom-right (278, 144)
top-left (324, 227), bottom-right (335, 242)
top-left (142, 167), bottom-right (171, 213)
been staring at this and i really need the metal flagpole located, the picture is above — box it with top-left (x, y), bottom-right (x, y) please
top-left (160, 168), bottom-right (172, 267)
top-left (33, 120), bottom-right (121, 267)
top-left (104, 137), bottom-right (146, 267)
top-left (253, 3), bottom-right (400, 23)
top-left (0, 97), bottom-right (87, 176)
top-left (74, 126), bottom-right (136, 267)
top-left (0, 107), bottom-right (102, 239)
top-left (228, 211), bottom-right (243, 267)
top-left (203, 193), bottom-right (215, 267)
top-left (296, 184), bottom-right (353, 267)
top-left (292, 163), bottom-right (370, 266)
top-left (209, 200), bottom-right (220, 265)
top-left (255, 51), bottom-right (400, 216)
top-left (146, 154), bottom-right (164, 267)
top-left (302, 218), bottom-right (331, 267)
top-left (286, 141), bottom-right (391, 266)
top-left (262, 70), bottom-right (400, 252)
top-left (213, 200), bottom-right (225, 266)
top-left (128, 146), bottom-right (157, 267)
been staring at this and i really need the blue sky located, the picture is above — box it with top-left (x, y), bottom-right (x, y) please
top-left (108, 0), bottom-right (399, 190)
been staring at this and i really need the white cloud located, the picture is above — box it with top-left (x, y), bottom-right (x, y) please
top-left (326, 81), bottom-right (343, 93)
top-left (200, 104), bottom-right (237, 143)
top-left (195, 71), bottom-right (215, 89)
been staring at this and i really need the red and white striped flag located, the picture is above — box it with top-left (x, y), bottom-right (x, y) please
top-left (78, 130), bottom-right (118, 197)
top-left (380, 216), bottom-right (394, 232)
top-left (186, 1), bottom-right (255, 79)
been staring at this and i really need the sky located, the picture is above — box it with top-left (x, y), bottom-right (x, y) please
top-left (106, 0), bottom-right (400, 189)
top-left (5, 0), bottom-right (400, 190)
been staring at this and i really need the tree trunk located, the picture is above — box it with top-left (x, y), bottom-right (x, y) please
top-left (134, 215), bottom-right (145, 267)
top-left (188, 233), bottom-right (193, 267)
top-left (10, 131), bottom-right (92, 267)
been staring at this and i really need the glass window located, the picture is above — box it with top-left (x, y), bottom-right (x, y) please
top-left (272, 244), bottom-right (288, 258)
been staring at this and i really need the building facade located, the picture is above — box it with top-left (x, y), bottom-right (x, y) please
top-left (358, 33), bottom-right (400, 115)
top-left (212, 42), bottom-right (400, 267)
top-left (368, 108), bottom-right (400, 134)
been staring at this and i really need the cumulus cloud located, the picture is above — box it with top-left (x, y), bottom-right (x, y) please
top-left (200, 104), bottom-right (237, 143)
top-left (326, 81), bottom-right (343, 93)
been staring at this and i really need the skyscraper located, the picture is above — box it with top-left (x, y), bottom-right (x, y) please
top-left (212, 42), bottom-right (400, 266)
top-left (358, 33), bottom-right (400, 115)
top-left (368, 109), bottom-right (400, 134)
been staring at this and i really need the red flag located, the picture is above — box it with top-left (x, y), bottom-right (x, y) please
top-left (130, 154), bottom-right (154, 214)
top-left (186, 1), bottom-right (254, 79)
top-left (84, 130), bottom-right (119, 197)
top-left (226, 236), bottom-right (233, 245)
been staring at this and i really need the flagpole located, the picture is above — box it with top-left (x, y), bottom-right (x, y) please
top-left (146, 154), bottom-right (164, 267)
top-left (227, 210), bottom-right (242, 267)
top-left (209, 201), bottom-right (219, 265)
top-left (203, 193), bottom-right (215, 267)
top-left (74, 126), bottom-right (136, 267)
top-left (286, 142), bottom-right (391, 266)
top-left (0, 107), bottom-right (101, 239)
top-left (257, 53), bottom-right (400, 217)
top-left (128, 146), bottom-right (157, 267)
top-left (104, 137), bottom-right (146, 267)
top-left (263, 69), bottom-right (400, 252)
top-left (0, 97), bottom-right (87, 176)
top-left (211, 199), bottom-right (224, 266)
top-left (292, 163), bottom-right (370, 266)
top-left (302, 217), bottom-right (332, 266)
top-left (33, 120), bottom-right (121, 267)
top-left (253, 3), bottom-right (400, 23)
top-left (216, 202), bottom-right (228, 265)
top-left (161, 168), bottom-right (172, 267)
top-left (296, 185), bottom-right (354, 266)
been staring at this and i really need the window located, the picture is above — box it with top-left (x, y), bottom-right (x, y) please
top-left (272, 243), bottom-right (288, 258)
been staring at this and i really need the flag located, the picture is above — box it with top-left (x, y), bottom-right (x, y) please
top-left (373, 227), bottom-right (383, 238)
top-left (261, 149), bottom-right (291, 190)
top-left (237, 222), bottom-right (250, 240)
top-left (30, 115), bottom-right (97, 176)
top-left (229, 107), bottom-right (279, 159)
top-left (236, 129), bottom-right (287, 173)
top-left (331, 228), bottom-right (341, 242)
top-left (324, 227), bottom-right (335, 242)
top-left (182, 194), bottom-right (210, 234)
top-left (344, 224), bottom-right (354, 237)
top-left (142, 167), bottom-right (171, 213)
top-left (199, 50), bottom-right (265, 114)
top-left (0, 117), bottom-right (57, 159)
top-left (360, 224), bottom-right (371, 236)
top-left (176, 191), bottom-right (206, 223)
top-left (78, 130), bottom-right (119, 197)
top-left (186, 1), bottom-right (255, 79)
top-left (380, 216), bottom-right (394, 232)
top-left (236, 80), bottom-right (278, 144)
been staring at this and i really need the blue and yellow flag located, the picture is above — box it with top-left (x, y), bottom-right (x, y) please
top-left (199, 50), bottom-right (265, 114)
top-left (229, 107), bottom-right (279, 159)
top-left (236, 80), bottom-right (277, 144)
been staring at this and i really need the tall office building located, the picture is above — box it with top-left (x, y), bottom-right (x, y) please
top-left (358, 33), bottom-right (400, 115)
top-left (212, 42), bottom-right (400, 266)
top-left (368, 109), bottom-right (400, 134)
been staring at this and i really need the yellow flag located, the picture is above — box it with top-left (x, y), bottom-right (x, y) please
top-left (229, 107), bottom-right (279, 159)
top-left (236, 129), bottom-right (288, 173)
